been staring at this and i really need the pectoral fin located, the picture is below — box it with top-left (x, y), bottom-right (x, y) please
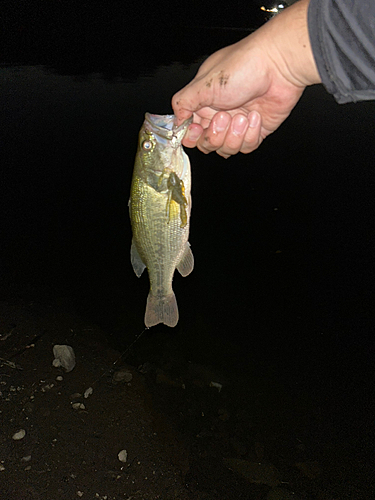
top-left (177, 242), bottom-right (194, 277)
top-left (131, 239), bottom-right (146, 277)
top-left (167, 172), bottom-right (188, 228)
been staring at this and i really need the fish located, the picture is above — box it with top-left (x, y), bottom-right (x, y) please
top-left (129, 113), bottom-right (194, 328)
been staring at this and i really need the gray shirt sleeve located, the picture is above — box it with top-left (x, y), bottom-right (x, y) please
top-left (308, 0), bottom-right (375, 103)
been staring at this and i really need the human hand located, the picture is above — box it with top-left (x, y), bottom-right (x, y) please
top-left (172, 0), bottom-right (320, 158)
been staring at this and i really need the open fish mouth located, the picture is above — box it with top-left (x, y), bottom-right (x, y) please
top-left (144, 113), bottom-right (193, 147)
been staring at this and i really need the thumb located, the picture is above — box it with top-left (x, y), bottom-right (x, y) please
top-left (171, 101), bottom-right (193, 126)
top-left (172, 79), bottom-right (212, 125)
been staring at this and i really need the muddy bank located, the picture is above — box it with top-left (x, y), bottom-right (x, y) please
top-left (1, 286), bottom-right (374, 499)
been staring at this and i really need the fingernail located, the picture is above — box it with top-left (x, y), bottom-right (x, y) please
top-left (249, 111), bottom-right (260, 128)
top-left (187, 125), bottom-right (201, 141)
top-left (213, 113), bottom-right (230, 133)
top-left (233, 115), bottom-right (248, 135)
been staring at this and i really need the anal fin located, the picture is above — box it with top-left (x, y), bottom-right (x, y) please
top-left (177, 242), bottom-right (194, 277)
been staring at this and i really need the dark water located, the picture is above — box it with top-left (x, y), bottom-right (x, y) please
top-left (1, 0), bottom-right (375, 469)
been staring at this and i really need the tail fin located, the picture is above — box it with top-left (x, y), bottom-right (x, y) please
top-left (145, 292), bottom-right (179, 328)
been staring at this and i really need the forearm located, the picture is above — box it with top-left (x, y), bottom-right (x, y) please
top-left (258, 0), bottom-right (321, 88)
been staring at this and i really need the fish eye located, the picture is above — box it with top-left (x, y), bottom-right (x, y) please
top-left (142, 140), bottom-right (153, 151)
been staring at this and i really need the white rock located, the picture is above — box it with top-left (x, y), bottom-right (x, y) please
top-left (118, 449), bottom-right (128, 462)
top-left (21, 455), bottom-right (32, 462)
top-left (72, 402), bottom-right (85, 410)
top-left (56, 376), bottom-right (63, 381)
top-left (84, 387), bottom-right (93, 399)
top-left (12, 429), bottom-right (26, 440)
top-left (209, 381), bottom-right (222, 392)
top-left (53, 345), bottom-right (76, 372)
top-left (0, 465), bottom-right (5, 471)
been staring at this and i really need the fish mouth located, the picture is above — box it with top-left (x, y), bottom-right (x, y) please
top-left (144, 113), bottom-right (193, 146)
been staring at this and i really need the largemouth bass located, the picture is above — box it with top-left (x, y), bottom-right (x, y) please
top-left (129, 113), bottom-right (194, 327)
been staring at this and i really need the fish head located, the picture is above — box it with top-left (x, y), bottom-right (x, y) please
top-left (135, 113), bottom-right (192, 190)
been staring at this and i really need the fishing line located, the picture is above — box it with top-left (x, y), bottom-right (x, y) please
top-left (90, 326), bottom-right (149, 387)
